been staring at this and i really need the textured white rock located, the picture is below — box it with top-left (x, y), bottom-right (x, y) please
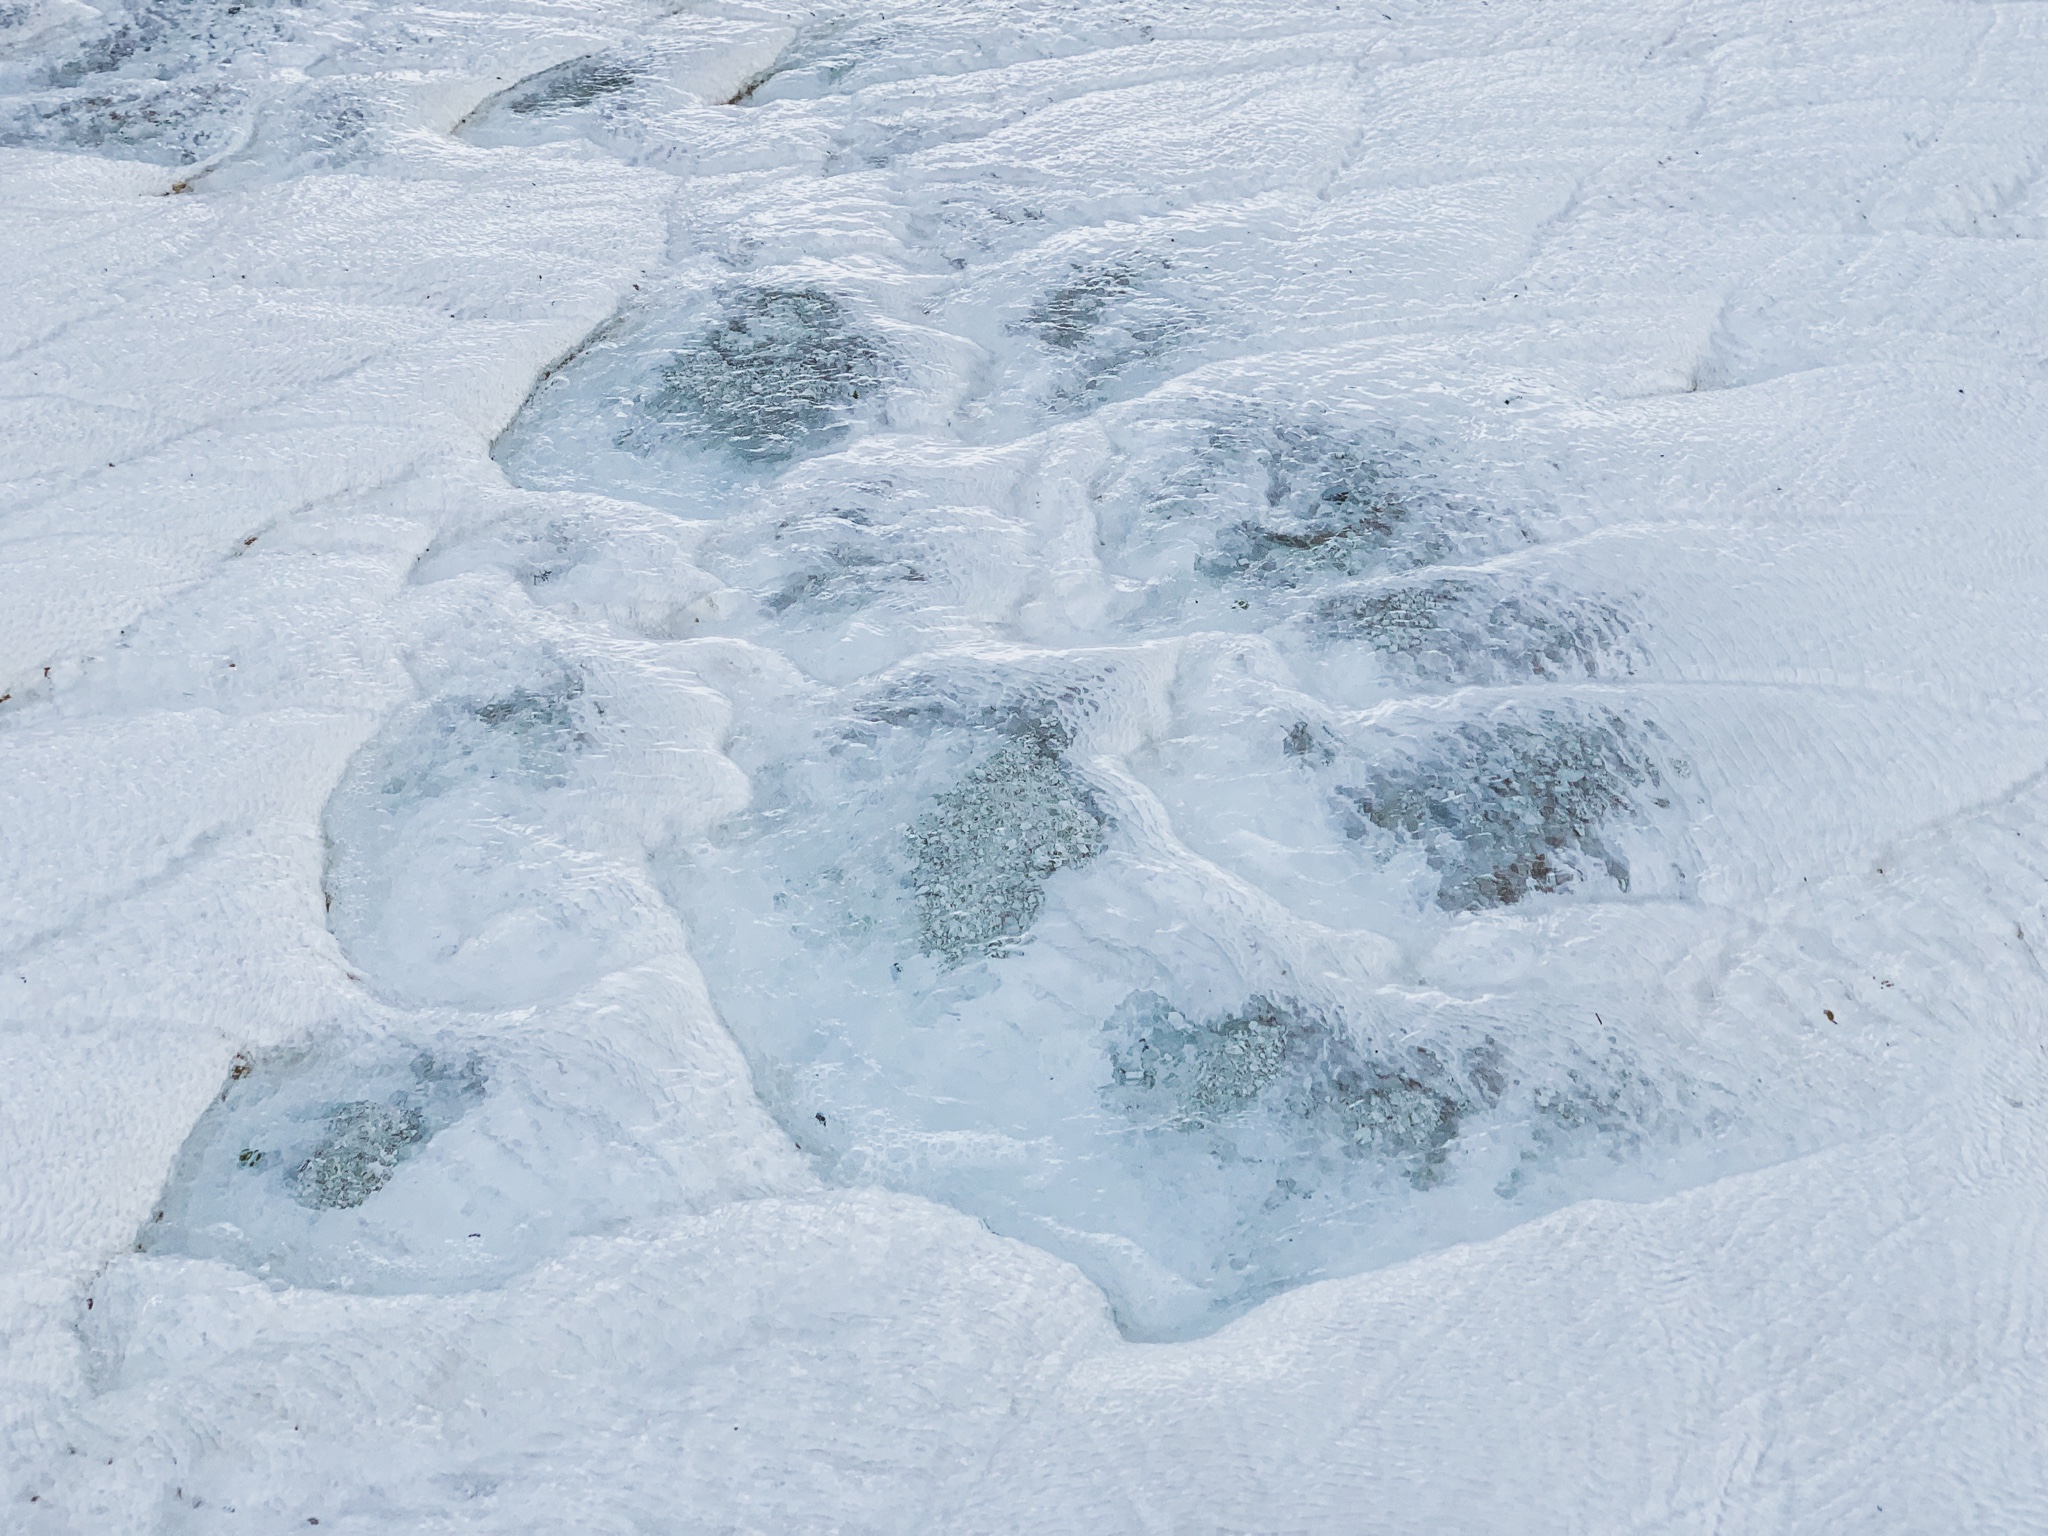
top-left (3, 0), bottom-right (2046, 1528)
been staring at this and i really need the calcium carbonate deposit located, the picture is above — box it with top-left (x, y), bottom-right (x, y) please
top-left (4, 0), bottom-right (2048, 1528)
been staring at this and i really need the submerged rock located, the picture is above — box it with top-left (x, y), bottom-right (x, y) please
top-left (279, 1050), bottom-right (487, 1210)
top-left (645, 288), bottom-right (885, 463)
top-left (287, 1101), bottom-right (427, 1210)
top-left (1319, 575), bottom-right (1632, 683)
top-left (1339, 710), bottom-right (1673, 910)
top-left (906, 722), bottom-right (1107, 964)
top-left (1106, 993), bottom-right (1465, 1183)
top-left (499, 55), bottom-right (636, 116)
top-left (1021, 258), bottom-right (1190, 409)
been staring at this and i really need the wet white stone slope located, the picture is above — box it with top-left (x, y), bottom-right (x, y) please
top-left (2, 0), bottom-right (2047, 1528)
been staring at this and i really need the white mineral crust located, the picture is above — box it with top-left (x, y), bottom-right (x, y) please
top-left (3, 0), bottom-right (2046, 1528)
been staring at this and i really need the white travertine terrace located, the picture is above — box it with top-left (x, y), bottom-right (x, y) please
top-left (3, 0), bottom-right (2047, 1527)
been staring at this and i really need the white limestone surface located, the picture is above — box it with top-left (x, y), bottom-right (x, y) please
top-left (3, 0), bottom-right (2046, 1529)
